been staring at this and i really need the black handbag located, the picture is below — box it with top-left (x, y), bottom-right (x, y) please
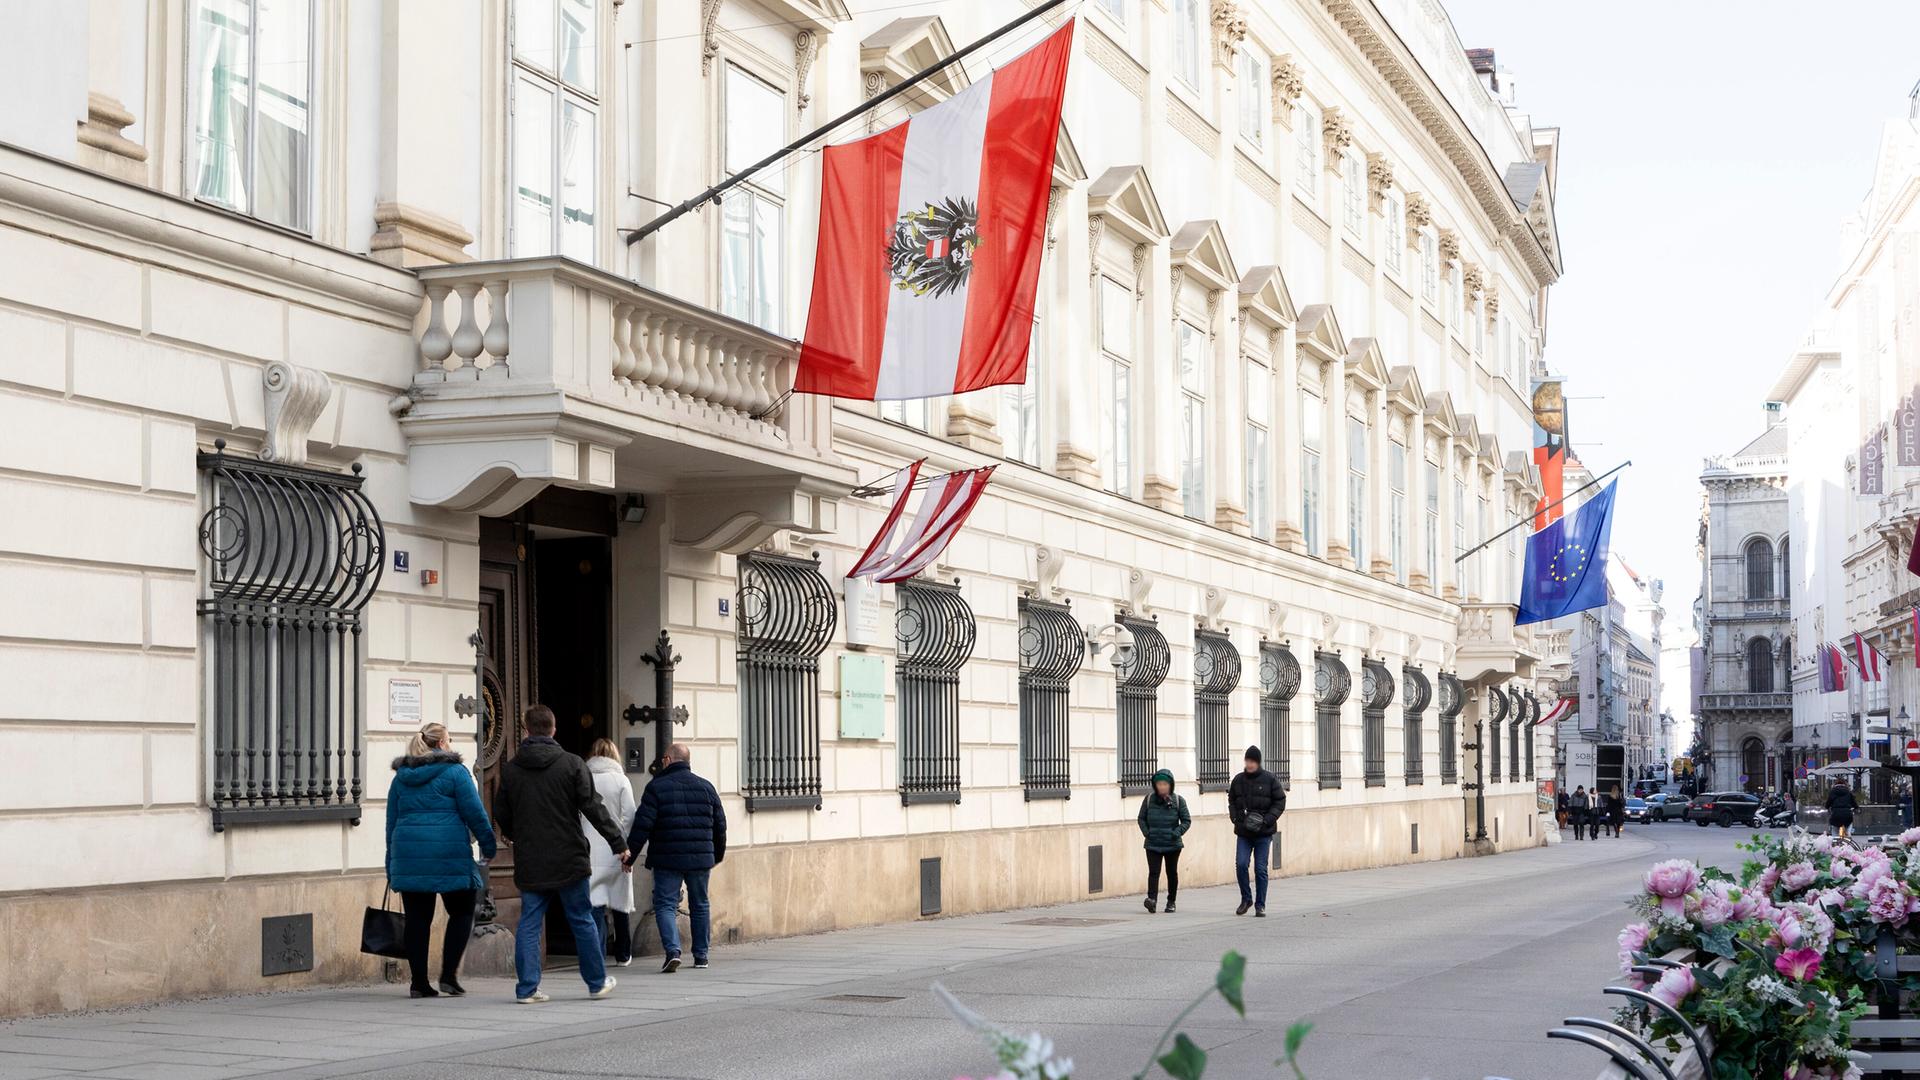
top-left (360, 889), bottom-right (407, 959)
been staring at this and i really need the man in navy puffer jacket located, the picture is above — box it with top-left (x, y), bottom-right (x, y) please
top-left (623, 743), bottom-right (726, 972)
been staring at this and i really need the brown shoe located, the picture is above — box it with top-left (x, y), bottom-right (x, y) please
top-left (1235, 901), bottom-right (1252, 916)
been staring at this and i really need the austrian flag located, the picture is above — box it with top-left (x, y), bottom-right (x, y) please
top-left (795, 21), bottom-right (1075, 401)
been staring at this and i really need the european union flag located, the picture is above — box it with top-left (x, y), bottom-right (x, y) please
top-left (1516, 480), bottom-right (1618, 626)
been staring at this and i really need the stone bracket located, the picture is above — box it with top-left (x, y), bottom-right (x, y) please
top-left (262, 362), bottom-right (333, 466)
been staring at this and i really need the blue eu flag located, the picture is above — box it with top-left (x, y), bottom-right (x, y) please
top-left (1516, 480), bottom-right (1618, 626)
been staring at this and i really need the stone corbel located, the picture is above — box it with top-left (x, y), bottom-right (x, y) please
top-left (1462, 263), bottom-right (1485, 300)
top-left (1438, 229), bottom-right (1461, 266)
top-left (261, 362), bottom-right (333, 467)
top-left (1202, 585), bottom-right (1228, 628)
top-left (794, 31), bottom-right (819, 115)
top-left (1046, 185), bottom-right (1066, 252)
top-left (1087, 214), bottom-right (1107, 282)
top-left (370, 203), bottom-right (475, 268)
top-left (945, 398), bottom-right (1005, 454)
top-left (1405, 191), bottom-right (1432, 239)
top-left (1267, 601), bottom-right (1290, 642)
top-left (1485, 284), bottom-right (1501, 326)
top-left (1321, 107), bottom-right (1353, 171)
top-left (1365, 153), bottom-right (1394, 214)
top-left (863, 70), bottom-right (887, 133)
top-left (1132, 243), bottom-right (1151, 299)
top-left (701, 0), bottom-right (723, 75)
top-left (1126, 567), bottom-right (1157, 617)
top-left (1033, 544), bottom-right (1066, 599)
top-left (1271, 56), bottom-right (1305, 130)
top-left (1210, 0), bottom-right (1248, 70)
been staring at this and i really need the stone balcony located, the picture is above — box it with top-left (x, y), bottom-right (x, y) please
top-left (1454, 602), bottom-right (1540, 685)
top-left (1699, 692), bottom-right (1791, 714)
top-left (397, 258), bottom-right (855, 550)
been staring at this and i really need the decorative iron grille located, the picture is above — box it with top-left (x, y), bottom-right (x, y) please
top-left (1193, 629), bottom-right (1241, 792)
top-left (1402, 665), bottom-right (1431, 785)
top-left (1314, 651), bottom-right (1351, 789)
top-left (1019, 597), bottom-right (1084, 800)
top-left (1486, 680), bottom-right (1510, 783)
top-left (1115, 613), bottom-right (1170, 794)
top-left (1361, 659), bottom-right (1394, 787)
top-left (1438, 672), bottom-right (1463, 785)
top-left (737, 552), bottom-right (836, 811)
top-left (1508, 686), bottom-right (1524, 782)
top-left (197, 444), bottom-right (384, 830)
top-left (1258, 643), bottom-right (1300, 787)
top-left (1524, 692), bottom-right (1537, 780)
top-left (896, 579), bottom-right (976, 805)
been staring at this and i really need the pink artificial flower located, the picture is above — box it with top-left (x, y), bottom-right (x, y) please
top-left (1646, 859), bottom-right (1702, 918)
top-left (1867, 875), bottom-right (1917, 927)
top-left (1618, 922), bottom-right (1652, 973)
top-left (1830, 860), bottom-right (1855, 882)
top-left (1902, 827), bottom-right (1920, 847)
top-left (1781, 862), bottom-right (1818, 892)
top-left (1691, 889), bottom-right (1735, 929)
top-left (1650, 965), bottom-right (1697, 1009)
top-left (1755, 863), bottom-right (1783, 897)
top-left (1776, 947), bottom-right (1823, 982)
top-left (1769, 910), bottom-right (1804, 949)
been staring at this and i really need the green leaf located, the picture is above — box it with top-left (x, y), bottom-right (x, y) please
top-left (1215, 951), bottom-right (1247, 1017)
top-left (1284, 1021), bottom-right (1313, 1058)
top-left (1158, 1033), bottom-right (1207, 1080)
top-left (1698, 924), bottom-right (1737, 958)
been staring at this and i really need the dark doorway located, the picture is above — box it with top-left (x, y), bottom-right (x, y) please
top-left (532, 535), bottom-right (612, 760)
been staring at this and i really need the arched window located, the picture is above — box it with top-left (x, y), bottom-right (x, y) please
top-left (1779, 537), bottom-right (1791, 601)
top-left (1745, 537), bottom-right (1774, 599)
top-left (1747, 637), bottom-right (1774, 693)
top-left (1741, 737), bottom-right (1765, 793)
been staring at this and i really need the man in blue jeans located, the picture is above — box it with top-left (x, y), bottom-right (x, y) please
top-left (492, 705), bottom-right (629, 1003)
top-left (623, 742), bottom-right (726, 972)
top-left (1226, 745), bottom-right (1285, 916)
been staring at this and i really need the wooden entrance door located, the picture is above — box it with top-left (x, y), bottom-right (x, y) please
top-left (478, 518), bottom-right (531, 892)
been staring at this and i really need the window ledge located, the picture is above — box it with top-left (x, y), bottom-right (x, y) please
top-left (1198, 780), bottom-right (1231, 794)
top-left (212, 803), bottom-right (361, 832)
top-left (1023, 787), bottom-right (1072, 801)
top-left (902, 790), bottom-right (962, 806)
top-left (744, 793), bottom-right (821, 812)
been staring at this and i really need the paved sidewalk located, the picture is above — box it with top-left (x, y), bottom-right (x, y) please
top-left (0, 833), bottom-right (1661, 1080)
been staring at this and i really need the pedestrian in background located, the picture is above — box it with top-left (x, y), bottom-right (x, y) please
top-left (1568, 785), bottom-right (1589, 840)
top-left (1554, 787), bottom-right (1569, 832)
top-left (1826, 779), bottom-right (1857, 840)
top-left (624, 742), bottom-right (726, 973)
top-left (1136, 767), bottom-right (1190, 914)
top-left (584, 738), bottom-right (638, 967)
top-left (1608, 784), bottom-right (1626, 837)
top-left (1227, 746), bottom-right (1285, 917)
top-left (494, 705), bottom-right (628, 1004)
top-left (384, 721), bottom-right (495, 999)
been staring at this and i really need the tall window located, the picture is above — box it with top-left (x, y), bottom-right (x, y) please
top-left (1347, 417), bottom-right (1367, 567)
top-left (1453, 479), bottom-right (1467, 594)
top-left (1019, 599), bottom-right (1084, 799)
top-left (512, 0), bottom-right (599, 262)
top-left (1438, 674), bottom-right (1461, 785)
top-left (737, 552), bottom-right (835, 810)
top-left (1301, 394), bottom-right (1323, 555)
top-left (1475, 493), bottom-right (1489, 599)
top-left (1179, 322), bottom-right (1207, 519)
top-left (1384, 193), bottom-right (1404, 275)
top-left (1171, 0), bottom-right (1202, 89)
top-left (1341, 150), bottom-right (1365, 236)
top-left (1238, 48), bottom-right (1268, 147)
top-left (1389, 441), bottom-right (1408, 584)
top-left (1448, 264), bottom-right (1463, 332)
top-left (881, 398), bottom-right (931, 432)
top-left (1116, 616), bottom-right (1171, 794)
top-left (1747, 637), bottom-right (1774, 694)
top-left (1424, 461), bottom-right (1441, 585)
top-left (1095, 0), bottom-right (1127, 23)
top-left (896, 580), bottom-right (976, 805)
top-left (1315, 652), bottom-right (1349, 788)
top-left (1402, 667), bottom-right (1429, 785)
top-left (1194, 631), bottom-right (1240, 792)
top-left (719, 65), bottom-right (785, 330)
top-left (1361, 661), bottom-right (1392, 787)
top-left (1745, 537), bottom-right (1775, 599)
top-left (1781, 537), bottom-right (1791, 600)
top-left (188, 0), bottom-right (314, 232)
top-left (1100, 277), bottom-right (1135, 496)
top-left (1420, 231), bottom-right (1438, 302)
top-left (1000, 322), bottom-right (1041, 466)
top-left (1294, 101), bottom-right (1320, 195)
top-left (1472, 297), bottom-right (1485, 354)
top-left (1260, 644), bottom-right (1299, 787)
top-left (1246, 358), bottom-right (1272, 539)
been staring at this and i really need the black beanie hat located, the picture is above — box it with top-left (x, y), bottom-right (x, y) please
top-left (1244, 745), bottom-right (1262, 764)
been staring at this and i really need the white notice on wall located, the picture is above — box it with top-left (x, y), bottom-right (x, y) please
top-left (844, 575), bottom-right (882, 649)
top-left (389, 678), bottom-right (423, 726)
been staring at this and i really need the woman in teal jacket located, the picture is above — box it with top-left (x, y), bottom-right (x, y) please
top-left (1137, 767), bottom-right (1190, 913)
top-left (385, 722), bottom-right (496, 997)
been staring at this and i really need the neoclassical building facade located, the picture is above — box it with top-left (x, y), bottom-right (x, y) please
top-left (0, 0), bottom-right (1565, 1015)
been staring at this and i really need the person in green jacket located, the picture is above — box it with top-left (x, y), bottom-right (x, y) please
top-left (1137, 767), bottom-right (1191, 913)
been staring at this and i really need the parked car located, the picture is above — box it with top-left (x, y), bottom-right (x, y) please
top-left (1623, 797), bottom-right (1649, 823)
top-left (1686, 791), bottom-right (1763, 828)
top-left (1645, 793), bottom-right (1690, 821)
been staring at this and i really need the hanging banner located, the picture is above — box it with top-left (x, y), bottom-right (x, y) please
top-left (1530, 376), bottom-right (1567, 528)
top-left (1863, 424), bottom-right (1886, 496)
top-left (1898, 232), bottom-right (1920, 464)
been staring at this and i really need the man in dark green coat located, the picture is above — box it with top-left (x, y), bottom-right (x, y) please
top-left (1137, 767), bottom-right (1190, 913)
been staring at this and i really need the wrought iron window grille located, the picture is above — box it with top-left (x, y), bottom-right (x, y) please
top-left (1019, 596), bottom-right (1084, 800)
top-left (737, 551), bottom-right (836, 811)
top-left (1486, 680), bottom-right (1510, 783)
top-left (1402, 665), bottom-right (1432, 786)
top-left (1361, 659), bottom-right (1394, 787)
top-left (1507, 686), bottom-right (1525, 782)
top-left (1115, 612), bottom-right (1170, 795)
top-left (198, 442), bottom-right (385, 831)
top-left (1193, 629), bottom-right (1241, 793)
top-left (1314, 650), bottom-right (1351, 789)
top-left (1438, 672), bottom-right (1463, 785)
top-left (896, 579), bottom-right (977, 805)
top-left (1524, 691), bottom-right (1538, 781)
top-left (1258, 642), bottom-right (1301, 787)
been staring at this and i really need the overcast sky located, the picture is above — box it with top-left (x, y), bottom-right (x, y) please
top-left (1442, 1), bottom-right (1920, 624)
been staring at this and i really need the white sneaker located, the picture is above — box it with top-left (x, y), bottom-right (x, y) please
top-left (589, 976), bottom-right (617, 999)
top-left (516, 990), bottom-right (549, 1004)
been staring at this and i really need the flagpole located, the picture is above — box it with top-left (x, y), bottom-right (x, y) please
top-left (624, 0), bottom-right (1074, 247)
top-left (1452, 459), bottom-right (1631, 564)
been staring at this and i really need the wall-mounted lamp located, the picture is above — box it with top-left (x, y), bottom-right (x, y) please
top-left (1084, 622), bottom-right (1137, 668)
top-left (622, 494), bottom-right (647, 524)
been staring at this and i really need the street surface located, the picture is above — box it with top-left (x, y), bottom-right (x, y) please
top-left (0, 824), bottom-right (1753, 1080)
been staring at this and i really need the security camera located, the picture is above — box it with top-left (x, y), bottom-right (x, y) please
top-left (1112, 626), bottom-right (1137, 668)
top-left (1085, 622), bottom-right (1138, 667)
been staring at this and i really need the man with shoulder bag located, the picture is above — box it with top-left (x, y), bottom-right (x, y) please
top-left (1227, 745), bottom-right (1285, 917)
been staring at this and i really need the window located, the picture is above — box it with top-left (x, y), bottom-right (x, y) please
top-left (1384, 193), bottom-right (1404, 276)
top-left (1095, 0), bottom-right (1127, 23)
top-left (1246, 358), bottom-right (1272, 540)
top-left (1000, 323), bottom-right (1041, 466)
top-left (1341, 150), bottom-right (1365, 236)
top-left (1420, 231), bottom-right (1438, 302)
top-left (1747, 637), bottom-right (1775, 694)
top-left (1315, 651), bottom-right (1350, 788)
top-left (1453, 479), bottom-right (1467, 594)
top-left (1115, 615), bottom-right (1171, 794)
top-left (896, 580), bottom-right (976, 805)
top-left (1448, 263), bottom-right (1463, 332)
top-left (1361, 661), bottom-right (1391, 787)
top-left (737, 552), bottom-right (835, 810)
top-left (1472, 297), bottom-right (1485, 354)
top-left (1301, 394), bottom-right (1323, 555)
top-left (512, 0), bottom-right (599, 263)
top-left (881, 398), bottom-right (931, 432)
top-left (1259, 644), bottom-right (1300, 787)
top-left (1294, 101), bottom-right (1320, 194)
top-left (1745, 537), bottom-right (1775, 599)
top-left (1487, 695), bottom-right (1502, 783)
top-left (188, 0), bottom-right (314, 232)
top-left (199, 448), bottom-right (382, 828)
top-left (1100, 277), bottom-right (1135, 496)
top-left (1238, 48), bottom-right (1268, 147)
top-left (1171, 0), bottom-right (1203, 89)
top-left (1504, 504), bottom-right (1517, 602)
top-left (1439, 673), bottom-right (1461, 785)
top-left (720, 64), bottom-right (785, 330)
top-left (1179, 322), bottom-right (1207, 519)
top-left (1475, 492), bottom-right (1489, 598)
top-left (1389, 442), bottom-right (1408, 584)
top-left (1403, 667), bottom-right (1430, 785)
top-left (1781, 537), bottom-right (1791, 600)
top-left (1019, 598), bottom-right (1085, 799)
top-left (1424, 461), bottom-right (1440, 586)
top-left (1742, 737), bottom-right (1765, 794)
top-left (1347, 417), bottom-right (1367, 567)
top-left (1194, 631), bottom-right (1240, 792)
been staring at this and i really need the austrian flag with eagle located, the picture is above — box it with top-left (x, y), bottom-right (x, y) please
top-left (794, 21), bottom-right (1075, 401)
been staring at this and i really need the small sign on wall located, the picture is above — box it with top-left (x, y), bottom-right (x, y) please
top-left (388, 678), bottom-right (423, 727)
top-left (838, 653), bottom-right (885, 739)
top-left (844, 575), bottom-right (882, 649)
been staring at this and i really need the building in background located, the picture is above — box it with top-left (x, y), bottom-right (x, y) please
top-left (0, 0), bottom-right (1566, 1016)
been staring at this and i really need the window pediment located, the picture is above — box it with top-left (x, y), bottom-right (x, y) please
top-left (1386, 364), bottom-right (1425, 417)
top-left (1342, 336), bottom-right (1387, 391)
top-left (1295, 302), bottom-right (1345, 366)
top-left (861, 16), bottom-right (967, 106)
top-left (1087, 165), bottom-right (1169, 244)
top-left (747, 0), bottom-right (851, 33)
top-left (1238, 264), bottom-right (1297, 331)
top-left (1452, 410), bottom-right (1481, 454)
top-left (1422, 390), bottom-right (1459, 438)
top-left (1055, 123), bottom-right (1087, 185)
top-left (1170, 219), bottom-right (1238, 295)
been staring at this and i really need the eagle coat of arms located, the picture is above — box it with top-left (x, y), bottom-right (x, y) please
top-left (886, 197), bottom-right (981, 299)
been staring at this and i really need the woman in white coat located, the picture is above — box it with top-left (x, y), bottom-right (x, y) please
top-left (582, 738), bottom-right (638, 965)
